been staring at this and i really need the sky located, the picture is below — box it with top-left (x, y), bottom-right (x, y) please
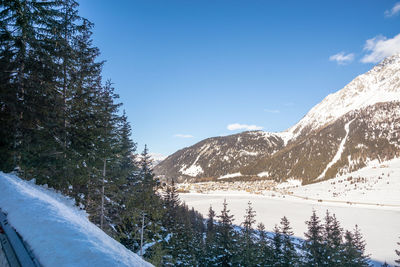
top-left (77, 0), bottom-right (400, 157)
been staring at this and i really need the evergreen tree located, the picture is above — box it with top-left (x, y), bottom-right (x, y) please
top-left (66, 18), bottom-right (104, 205)
top-left (86, 80), bottom-right (121, 230)
top-left (323, 210), bottom-right (343, 266)
top-left (215, 199), bottom-right (236, 267)
top-left (207, 205), bottom-right (216, 235)
top-left (343, 230), bottom-right (358, 266)
top-left (163, 178), bottom-right (180, 230)
top-left (256, 223), bottom-right (273, 266)
top-left (0, 0), bottom-right (64, 184)
top-left (352, 225), bottom-right (370, 266)
top-left (205, 205), bottom-right (217, 265)
top-left (279, 216), bottom-right (298, 266)
top-left (342, 226), bottom-right (370, 267)
top-left (130, 146), bottom-right (163, 256)
top-left (303, 210), bottom-right (324, 266)
top-left (240, 201), bottom-right (257, 267)
top-left (271, 224), bottom-right (283, 265)
top-left (396, 236), bottom-right (400, 267)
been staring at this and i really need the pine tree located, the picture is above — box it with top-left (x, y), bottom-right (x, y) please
top-left (323, 210), bottom-right (343, 266)
top-left (163, 178), bottom-right (180, 230)
top-left (279, 216), bottom-right (298, 266)
top-left (86, 80), bottom-right (121, 230)
top-left (343, 230), bottom-right (358, 266)
top-left (122, 146), bottom-right (163, 257)
top-left (256, 223), bottom-right (273, 266)
top-left (205, 205), bottom-right (217, 265)
top-left (303, 210), bottom-right (324, 266)
top-left (342, 226), bottom-right (370, 267)
top-left (207, 205), bottom-right (216, 235)
top-left (0, 0), bottom-right (65, 184)
top-left (215, 199), bottom-right (236, 267)
top-left (352, 225), bottom-right (370, 266)
top-left (66, 17), bottom-right (104, 205)
top-left (104, 111), bottom-right (137, 231)
top-left (240, 201), bottom-right (257, 267)
top-left (271, 224), bottom-right (283, 265)
top-left (396, 236), bottom-right (400, 267)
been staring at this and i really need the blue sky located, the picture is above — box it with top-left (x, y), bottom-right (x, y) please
top-left (78, 1), bottom-right (400, 157)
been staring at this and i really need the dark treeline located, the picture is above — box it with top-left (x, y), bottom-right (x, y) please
top-left (1, 1), bottom-right (399, 267)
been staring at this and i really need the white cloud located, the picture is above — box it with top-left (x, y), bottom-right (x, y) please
top-left (361, 33), bottom-right (400, 63)
top-left (264, 109), bottom-right (280, 113)
top-left (174, 134), bottom-right (194, 138)
top-left (329, 52), bottom-right (355, 65)
top-left (227, 123), bottom-right (263, 131)
top-left (385, 2), bottom-right (400, 17)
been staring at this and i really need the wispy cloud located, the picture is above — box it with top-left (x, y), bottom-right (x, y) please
top-left (174, 134), bottom-right (194, 138)
top-left (227, 123), bottom-right (263, 131)
top-left (329, 52), bottom-right (355, 65)
top-left (264, 109), bottom-right (280, 113)
top-left (385, 2), bottom-right (400, 17)
top-left (361, 33), bottom-right (400, 63)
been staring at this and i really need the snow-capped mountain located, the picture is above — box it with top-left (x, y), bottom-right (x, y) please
top-left (287, 54), bottom-right (400, 140)
top-left (241, 101), bottom-right (400, 184)
top-left (155, 54), bottom-right (400, 184)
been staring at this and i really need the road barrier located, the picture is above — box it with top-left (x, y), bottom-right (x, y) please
top-left (0, 210), bottom-right (40, 267)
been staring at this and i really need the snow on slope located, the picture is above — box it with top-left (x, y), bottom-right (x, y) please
top-left (218, 172), bottom-right (242, 179)
top-left (317, 119), bottom-right (354, 180)
top-left (287, 53), bottom-right (400, 139)
top-left (290, 157), bottom-right (400, 206)
top-left (0, 172), bottom-right (152, 267)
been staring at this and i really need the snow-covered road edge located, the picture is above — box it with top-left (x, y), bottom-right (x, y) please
top-left (0, 172), bottom-right (152, 267)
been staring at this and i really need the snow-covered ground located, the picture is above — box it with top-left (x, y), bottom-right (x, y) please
top-left (290, 157), bottom-right (400, 206)
top-left (180, 158), bottom-right (400, 266)
top-left (0, 172), bottom-right (152, 267)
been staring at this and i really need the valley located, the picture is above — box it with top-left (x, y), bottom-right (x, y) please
top-left (178, 156), bottom-right (400, 266)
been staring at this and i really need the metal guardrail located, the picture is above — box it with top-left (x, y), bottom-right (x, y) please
top-left (0, 210), bottom-right (40, 267)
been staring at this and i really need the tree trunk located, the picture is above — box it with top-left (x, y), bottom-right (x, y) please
top-left (140, 213), bottom-right (145, 257)
top-left (100, 159), bottom-right (106, 229)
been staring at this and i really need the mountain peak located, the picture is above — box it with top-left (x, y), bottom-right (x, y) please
top-left (374, 53), bottom-right (400, 70)
top-left (287, 54), bottom-right (400, 140)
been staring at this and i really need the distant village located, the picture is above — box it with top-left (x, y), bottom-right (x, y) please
top-left (173, 179), bottom-right (296, 195)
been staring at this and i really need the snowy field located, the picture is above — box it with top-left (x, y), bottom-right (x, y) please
top-left (0, 172), bottom-right (152, 267)
top-left (181, 191), bottom-right (399, 266)
top-left (289, 158), bottom-right (400, 206)
top-left (180, 159), bottom-right (400, 266)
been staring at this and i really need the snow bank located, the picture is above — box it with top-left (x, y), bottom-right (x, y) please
top-left (0, 172), bottom-right (152, 267)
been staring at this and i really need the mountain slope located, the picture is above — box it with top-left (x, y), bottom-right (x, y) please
top-left (286, 54), bottom-right (400, 140)
top-left (0, 172), bottom-right (153, 267)
top-left (155, 54), bottom-right (400, 184)
top-left (154, 131), bottom-right (283, 182)
top-left (241, 101), bottom-right (400, 184)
